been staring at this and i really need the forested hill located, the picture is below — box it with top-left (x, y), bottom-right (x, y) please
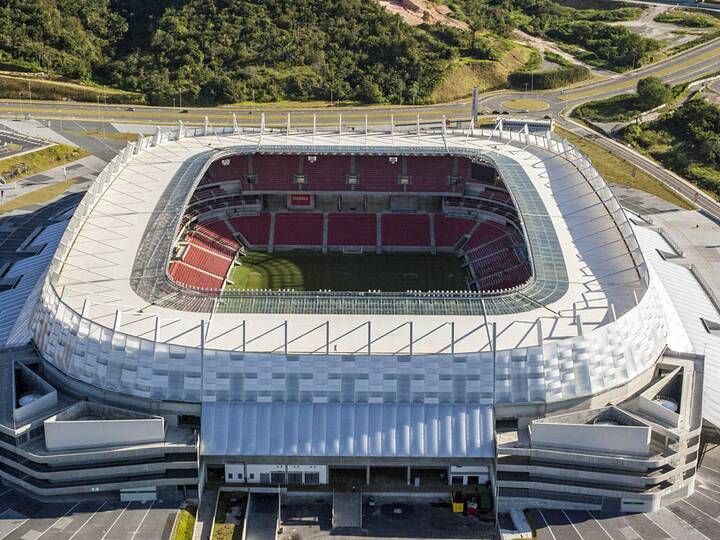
top-left (0, 0), bottom-right (456, 105)
top-left (0, 0), bottom-right (659, 106)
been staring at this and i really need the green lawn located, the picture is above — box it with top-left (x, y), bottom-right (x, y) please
top-left (0, 145), bottom-right (89, 183)
top-left (171, 508), bottom-right (196, 540)
top-left (225, 251), bottom-right (468, 292)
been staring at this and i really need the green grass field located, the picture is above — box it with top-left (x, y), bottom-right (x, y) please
top-left (226, 251), bottom-right (468, 292)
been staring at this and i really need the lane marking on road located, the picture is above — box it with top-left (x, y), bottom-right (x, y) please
top-left (696, 481), bottom-right (720, 496)
top-left (0, 518), bottom-right (29, 540)
top-left (36, 501), bottom-right (81, 539)
top-left (130, 500), bottom-right (155, 540)
top-left (668, 501), bottom-right (713, 540)
top-left (560, 509), bottom-right (585, 539)
top-left (693, 489), bottom-right (720, 513)
top-left (100, 500), bottom-right (131, 540)
top-left (629, 512), bottom-right (674, 540)
top-left (536, 509), bottom-right (558, 540)
top-left (587, 510), bottom-right (615, 539)
top-left (683, 497), bottom-right (720, 524)
top-left (68, 500), bottom-right (107, 540)
top-left (699, 465), bottom-right (720, 476)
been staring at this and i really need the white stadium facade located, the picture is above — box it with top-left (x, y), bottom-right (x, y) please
top-left (0, 115), bottom-right (717, 516)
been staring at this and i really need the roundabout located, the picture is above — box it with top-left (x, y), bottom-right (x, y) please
top-left (501, 98), bottom-right (551, 112)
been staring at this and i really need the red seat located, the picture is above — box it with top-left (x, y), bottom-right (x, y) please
top-left (327, 213), bottom-right (376, 246)
top-left (274, 213), bottom-right (324, 246)
top-left (381, 214), bottom-right (430, 247)
top-left (229, 213), bottom-right (272, 246)
top-left (168, 261), bottom-right (225, 290)
top-left (434, 214), bottom-right (475, 248)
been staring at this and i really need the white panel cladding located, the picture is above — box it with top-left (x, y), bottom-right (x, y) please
top-left (31, 276), bottom-right (666, 406)
top-left (201, 401), bottom-right (494, 458)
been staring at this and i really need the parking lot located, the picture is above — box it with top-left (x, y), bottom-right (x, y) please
top-left (531, 448), bottom-right (720, 540)
top-left (0, 486), bottom-right (178, 540)
top-left (278, 495), bottom-right (497, 540)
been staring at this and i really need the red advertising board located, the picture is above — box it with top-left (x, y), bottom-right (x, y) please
top-left (287, 193), bottom-right (314, 208)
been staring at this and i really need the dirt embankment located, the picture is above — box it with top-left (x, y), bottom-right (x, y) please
top-left (376, 0), bottom-right (469, 30)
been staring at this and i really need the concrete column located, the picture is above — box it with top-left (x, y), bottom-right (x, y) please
top-left (450, 321), bottom-right (455, 355)
top-left (366, 465), bottom-right (371, 485)
top-left (536, 319), bottom-right (543, 347)
top-left (135, 133), bottom-right (144, 154)
top-left (154, 316), bottom-right (161, 343)
top-left (368, 321), bottom-right (374, 355)
top-left (409, 321), bottom-right (413, 356)
top-left (232, 113), bottom-right (238, 133)
top-left (284, 320), bottom-right (288, 355)
top-left (576, 313), bottom-right (583, 337)
top-left (113, 309), bottom-right (122, 331)
top-left (406, 466), bottom-right (411, 485)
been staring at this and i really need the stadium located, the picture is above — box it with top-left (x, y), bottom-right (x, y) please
top-left (0, 116), bottom-right (708, 518)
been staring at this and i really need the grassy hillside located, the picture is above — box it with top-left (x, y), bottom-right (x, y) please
top-left (430, 40), bottom-right (536, 102)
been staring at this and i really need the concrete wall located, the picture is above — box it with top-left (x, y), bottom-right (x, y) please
top-left (530, 423), bottom-right (650, 456)
top-left (13, 389), bottom-right (57, 425)
top-left (44, 418), bottom-right (165, 451)
top-left (636, 396), bottom-right (680, 428)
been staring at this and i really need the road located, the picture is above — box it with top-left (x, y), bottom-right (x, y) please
top-left (557, 117), bottom-right (720, 221)
top-left (602, 0), bottom-right (720, 13)
top-left (0, 38), bottom-right (716, 128)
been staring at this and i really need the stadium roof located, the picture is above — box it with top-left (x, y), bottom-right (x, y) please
top-left (50, 127), bottom-right (647, 356)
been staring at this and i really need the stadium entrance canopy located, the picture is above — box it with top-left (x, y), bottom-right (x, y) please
top-left (200, 401), bottom-right (495, 460)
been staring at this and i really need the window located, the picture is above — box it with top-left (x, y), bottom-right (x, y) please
top-left (227, 473), bottom-right (233, 480)
top-left (304, 473), bottom-right (320, 485)
top-left (260, 473), bottom-right (270, 483)
top-left (287, 472), bottom-right (302, 484)
top-left (270, 472), bottom-right (286, 484)
top-left (249, 473), bottom-right (255, 480)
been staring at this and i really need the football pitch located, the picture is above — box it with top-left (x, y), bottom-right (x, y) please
top-left (225, 251), bottom-right (468, 292)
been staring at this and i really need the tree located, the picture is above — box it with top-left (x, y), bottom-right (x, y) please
top-left (636, 77), bottom-right (673, 109)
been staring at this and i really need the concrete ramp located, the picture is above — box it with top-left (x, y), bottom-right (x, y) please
top-left (246, 493), bottom-right (279, 540)
top-left (332, 491), bottom-right (362, 532)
